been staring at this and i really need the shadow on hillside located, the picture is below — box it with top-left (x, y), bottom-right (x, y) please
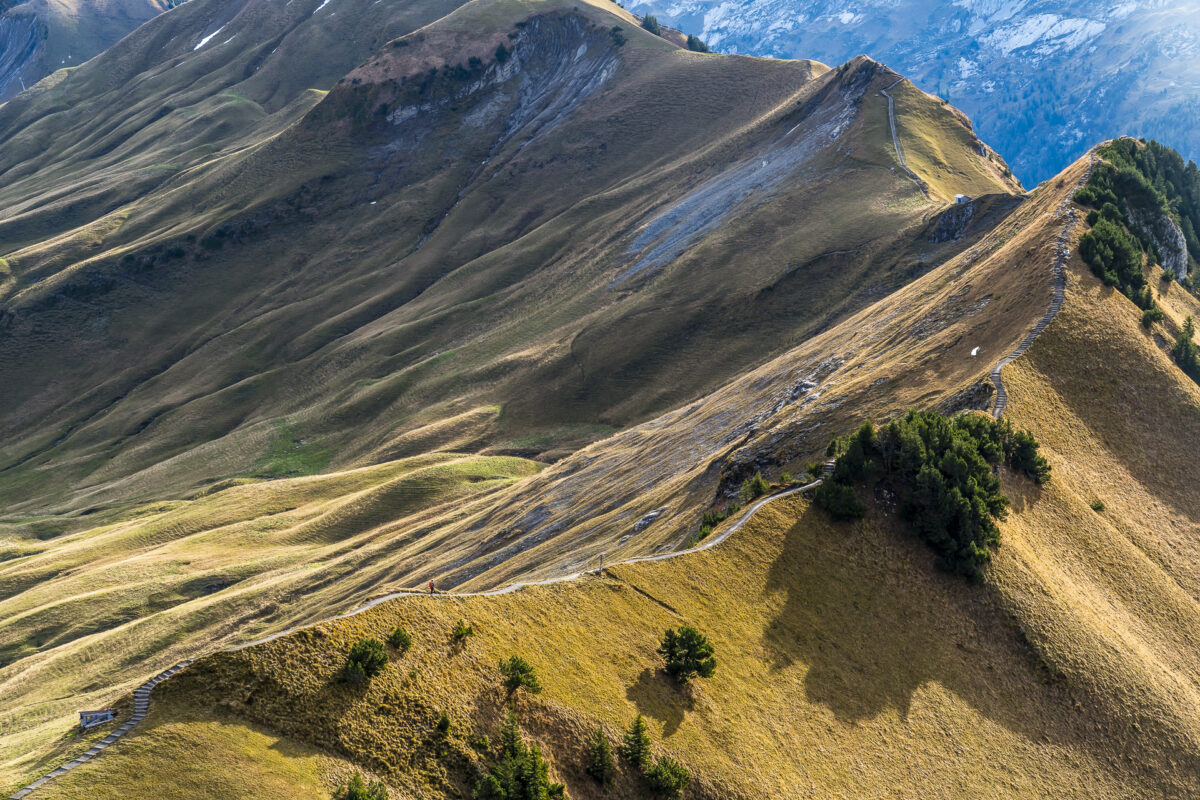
top-left (1019, 297), bottom-right (1200, 524)
top-left (759, 503), bottom-right (1058, 732)
top-left (625, 668), bottom-right (694, 737)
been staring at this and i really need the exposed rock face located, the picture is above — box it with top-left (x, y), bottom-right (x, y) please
top-left (928, 199), bottom-right (977, 243)
top-left (0, 0), bottom-right (166, 102)
top-left (379, 14), bottom-right (621, 159)
top-left (935, 379), bottom-right (994, 415)
top-left (0, 9), bottom-right (41, 99)
top-left (1126, 205), bottom-right (1189, 280)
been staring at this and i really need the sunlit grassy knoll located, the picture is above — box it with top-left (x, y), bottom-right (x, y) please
top-left (0, 453), bottom-right (541, 794)
top-left (79, 491), bottom-right (1173, 799)
top-left (890, 79), bottom-right (1023, 202)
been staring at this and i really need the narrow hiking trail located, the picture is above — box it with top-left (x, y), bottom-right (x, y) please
top-left (880, 77), bottom-right (929, 198)
top-left (6, 474), bottom-right (828, 799)
top-left (990, 153), bottom-right (1098, 417)
top-left (6, 662), bottom-right (192, 800)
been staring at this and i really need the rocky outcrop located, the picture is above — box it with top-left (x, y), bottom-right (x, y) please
top-left (928, 198), bottom-right (977, 242)
top-left (1126, 205), bottom-right (1189, 281)
top-left (935, 379), bottom-right (993, 414)
top-left (0, 9), bottom-right (41, 100)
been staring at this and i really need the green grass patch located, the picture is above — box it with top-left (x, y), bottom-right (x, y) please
top-left (254, 423), bottom-right (332, 479)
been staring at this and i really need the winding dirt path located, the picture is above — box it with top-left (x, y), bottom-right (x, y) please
top-left (7, 476), bottom-right (824, 798)
top-left (990, 154), bottom-right (1097, 417)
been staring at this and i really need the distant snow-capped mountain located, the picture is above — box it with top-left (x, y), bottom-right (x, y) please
top-left (629, 0), bottom-right (1200, 184)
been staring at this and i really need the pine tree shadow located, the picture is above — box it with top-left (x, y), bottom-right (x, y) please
top-left (625, 668), bottom-right (695, 737)
top-left (759, 502), bottom-right (1056, 732)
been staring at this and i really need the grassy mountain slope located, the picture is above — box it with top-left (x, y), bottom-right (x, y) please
top-left (0, 4), bottom-right (1041, 782)
top-left (0, 0), bottom-right (1018, 520)
top-left (24, 150), bottom-right (1200, 800)
top-left (28, 150), bottom-right (1200, 799)
top-left (994, 245), bottom-right (1200, 782)
top-left (423, 146), bottom-right (1075, 592)
top-left (0, 0), bottom-right (1030, 787)
top-left (0, 453), bottom-right (541, 790)
top-left (45, 494), bottom-right (1166, 800)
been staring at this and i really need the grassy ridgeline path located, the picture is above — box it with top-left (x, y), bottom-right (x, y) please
top-left (990, 153), bottom-right (1098, 418)
top-left (879, 77), bottom-right (929, 198)
top-left (7, 475), bottom-right (826, 799)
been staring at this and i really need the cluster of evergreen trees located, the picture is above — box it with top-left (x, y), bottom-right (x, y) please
top-left (1079, 217), bottom-right (1151, 304)
top-left (474, 638), bottom-right (702, 799)
top-left (1074, 139), bottom-right (1200, 382)
top-left (474, 710), bottom-right (566, 800)
top-left (815, 411), bottom-right (1050, 580)
top-left (1090, 138), bottom-right (1200, 263)
top-left (583, 715), bottom-right (689, 798)
top-left (1173, 317), bottom-right (1200, 383)
top-left (1075, 139), bottom-right (1200, 294)
top-left (342, 772), bottom-right (389, 800)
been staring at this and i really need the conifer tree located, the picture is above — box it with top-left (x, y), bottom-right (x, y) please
top-left (585, 725), bottom-right (615, 784)
top-left (622, 714), bottom-right (652, 769)
top-left (658, 625), bottom-right (717, 683)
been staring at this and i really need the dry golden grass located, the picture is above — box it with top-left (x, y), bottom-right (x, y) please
top-left (890, 80), bottom-right (1021, 201)
top-left (0, 453), bottom-right (541, 793)
top-left (37, 703), bottom-right (351, 800)
top-left (9, 3), bottom-right (1193, 797)
top-left (988, 234), bottom-right (1200, 785)
top-left (61, 490), bottom-right (1180, 799)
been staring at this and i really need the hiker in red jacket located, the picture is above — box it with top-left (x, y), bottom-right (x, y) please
top-left (428, 580), bottom-right (435, 595)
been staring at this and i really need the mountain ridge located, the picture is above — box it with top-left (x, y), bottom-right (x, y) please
top-left (3, 0), bottom-right (1200, 796)
top-left (0, 0), bottom-right (168, 101)
top-left (625, 0), bottom-right (1200, 185)
top-left (0, 0), bottom-right (1015, 516)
